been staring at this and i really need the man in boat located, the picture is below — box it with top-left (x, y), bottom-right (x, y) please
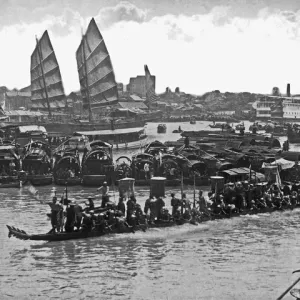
top-left (170, 193), bottom-right (180, 216)
top-left (144, 162), bottom-right (150, 180)
top-left (48, 196), bottom-right (63, 234)
top-left (117, 197), bottom-right (126, 216)
top-left (144, 196), bottom-right (153, 216)
top-left (184, 136), bottom-right (190, 147)
top-left (273, 190), bottom-right (283, 209)
top-left (65, 202), bottom-right (76, 233)
top-left (234, 182), bottom-right (244, 213)
top-left (68, 168), bottom-right (75, 178)
top-left (291, 190), bottom-right (298, 207)
top-left (156, 197), bottom-right (166, 220)
top-left (97, 181), bottom-right (109, 208)
top-left (87, 196), bottom-right (95, 210)
top-left (197, 190), bottom-right (210, 216)
top-left (74, 202), bottom-right (84, 231)
top-left (81, 212), bottom-right (94, 232)
top-left (9, 160), bottom-right (16, 175)
top-left (126, 195), bottom-right (136, 224)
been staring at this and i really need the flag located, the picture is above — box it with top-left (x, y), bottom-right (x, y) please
top-left (144, 65), bottom-right (159, 103)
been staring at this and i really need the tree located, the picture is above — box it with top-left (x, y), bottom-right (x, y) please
top-left (175, 87), bottom-right (180, 93)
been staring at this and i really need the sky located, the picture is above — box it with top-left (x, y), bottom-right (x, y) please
top-left (1, 0), bottom-right (300, 95)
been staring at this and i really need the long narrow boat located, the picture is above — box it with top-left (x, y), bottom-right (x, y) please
top-left (7, 205), bottom-right (294, 242)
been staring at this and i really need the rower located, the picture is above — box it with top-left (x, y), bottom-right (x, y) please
top-left (170, 193), bottom-right (180, 216)
top-left (97, 181), bottom-right (109, 208)
top-left (126, 195), bottom-right (136, 223)
top-left (198, 190), bottom-right (208, 214)
top-left (87, 196), bottom-right (95, 210)
top-left (81, 212), bottom-right (94, 232)
top-left (144, 196), bottom-right (153, 216)
top-left (156, 197), bottom-right (165, 220)
top-left (48, 196), bottom-right (63, 234)
top-left (117, 197), bottom-right (126, 216)
top-left (65, 202), bottom-right (76, 233)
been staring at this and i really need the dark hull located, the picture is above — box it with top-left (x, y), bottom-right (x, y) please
top-left (28, 175), bottom-right (53, 186)
top-left (7, 205), bottom-right (295, 242)
top-left (288, 136), bottom-right (300, 143)
top-left (7, 224), bottom-right (147, 241)
top-left (3, 120), bottom-right (146, 135)
top-left (135, 179), bottom-right (181, 186)
top-left (0, 182), bottom-right (22, 188)
top-left (82, 175), bottom-right (107, 186)
top-left (183, 177), bottom-right (210, 186)
top-left (54, 177), bottom-right (82, 186)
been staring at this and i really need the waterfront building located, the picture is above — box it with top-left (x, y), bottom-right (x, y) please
top-left (127, 75), bottom-right (156, 97)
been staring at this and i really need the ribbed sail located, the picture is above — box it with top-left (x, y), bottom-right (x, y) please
top-left (30, 31), bottom-right (65, 111)
top-left (76, 18), bottom-right (118, 110)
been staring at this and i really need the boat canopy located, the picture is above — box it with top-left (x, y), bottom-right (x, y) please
top-left (74, 127), bottom-right (144, 137)
top-left (89, 140), bottom-right (112, 149)
top-left (18, 125), bottom-right (47, 134)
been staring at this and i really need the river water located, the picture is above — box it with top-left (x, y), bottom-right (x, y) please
top-left (1, 121), bottom-right (300, 300)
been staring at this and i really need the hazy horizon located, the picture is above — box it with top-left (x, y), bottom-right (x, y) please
top-left (1, 0), bottom-right (300, 96)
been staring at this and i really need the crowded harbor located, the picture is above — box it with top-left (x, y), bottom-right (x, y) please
top-left (3, 3), bottom-right (300, 299)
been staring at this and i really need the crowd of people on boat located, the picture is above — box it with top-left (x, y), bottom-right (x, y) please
top-left (47, 178), bottom-right (300, 235)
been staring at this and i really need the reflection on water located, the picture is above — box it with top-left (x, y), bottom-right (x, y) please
top-left (1, 122), bottom-right (300, 299)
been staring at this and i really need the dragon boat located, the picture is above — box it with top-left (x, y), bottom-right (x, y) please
top-left (6, 204), bottom-right (294, 242)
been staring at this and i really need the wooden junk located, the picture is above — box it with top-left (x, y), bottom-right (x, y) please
top-left (150, 177), bottom-right (166, 198)
top-left (118, 178), bottom-right (135, 198)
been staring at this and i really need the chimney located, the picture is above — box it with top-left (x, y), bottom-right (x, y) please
top-left (287, 83), bottom-right (291, 97)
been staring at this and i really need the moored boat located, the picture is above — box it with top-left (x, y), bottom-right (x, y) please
top-left (81, 140), bottom-right (114, 186)
top-left (0, 144), bottom-right (26, 188)
top-left (53, 149), bottom-right (81, 185)
top-left (157, 124), bottom-right (167, 134)
top-left (22, 140), bottom-right (53, 185)
top-left (73, 127), bottom-right (148, 150)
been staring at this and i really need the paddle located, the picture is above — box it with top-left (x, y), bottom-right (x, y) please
top-left (277, 270), bottom-right (300, 300)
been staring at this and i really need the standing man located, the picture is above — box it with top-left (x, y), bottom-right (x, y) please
top-left (170, 193), bottom-right (180, 216)
top-left (97, 181), bottom-right (109, 208)
top-left (144, 162), bottom-right (150, 180)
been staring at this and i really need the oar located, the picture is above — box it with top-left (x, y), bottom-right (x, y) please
top-left (277, 270), bottom-right (300, 300)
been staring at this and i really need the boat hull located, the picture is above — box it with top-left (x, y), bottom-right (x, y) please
top-left (28, 175), bottom-right (53, 186)
top-left (54, 177), bottom-right (82, 186)
top-left (0, 182), bottom-right (22, 188)
top-left (113, 136), bottom-right (148, 150)
top-left (7, 224), bottom-right (146, 242)
top-left (82, 175), bottom-right (107, 186)
top-left (7, 205), bottom-right (295, 242)
top-left (134, 179), bottom-right (181, 186)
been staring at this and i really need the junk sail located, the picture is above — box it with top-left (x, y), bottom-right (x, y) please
top-left (76, 18), bottom-right (118, 120)
top-left (30, 31), bottom-right (65, 116)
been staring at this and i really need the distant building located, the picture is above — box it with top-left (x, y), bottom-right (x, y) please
top-left (214, 111), bottom-right (235, 116)
top-left (5, 91), bottom-right (31, 110)
top-left (127, 75), bottom-right (156, 97)
top-left (117, 101), bottom-right (148, 111)
top-left (117, 83), bottom-right (124, 94)
top-left (5, 110), bottom-right (45, 122)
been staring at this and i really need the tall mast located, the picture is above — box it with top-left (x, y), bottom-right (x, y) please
top-left (36, 36), bottom-right (52, 117)
top-left (81, 34), bottom-right (93, 122)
